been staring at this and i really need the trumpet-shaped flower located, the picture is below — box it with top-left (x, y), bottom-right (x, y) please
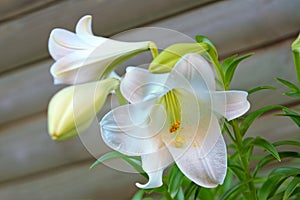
top-left (48, 78), bottom-right (119, 140)
top-left (48, 15), bottom-right (157, 84)
top-left (100, 54), bottom-right (250, 188)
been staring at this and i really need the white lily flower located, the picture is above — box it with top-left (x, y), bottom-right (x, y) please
top-left (100, 54), bottom-right (250, 189)
top-left (48, 15), bottom-right (157, 84)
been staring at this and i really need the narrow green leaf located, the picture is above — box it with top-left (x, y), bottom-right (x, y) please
top-left (283, 108), bottom-right (300, 127)
top-left (195, 35), bottom-right (217, 53)
top-left (254, 151), bottom-right (300, 177)
top-left (276, 78), bottom-right (300, 91)
top-left (228, 160), bottom-right (245, 181)
top-left (269, 167), bottom-right (300, 177)
top-left (90, 151), bottom-right (146, 178)
top-left (240, 105), bottom-right (283, 136)
top-left (284, 91), bottom-right (300, 98)
top-left (221, 54), bottom-right (237, 72)
top-left (197, 187), bottom-right (214, 200)
top-left (175, 187), bottom-right (184, 200)
top-left (283, 177), bottom-right (300, 200)
top-left (258, 175), bottom-right (286, 200)
top-left (184, 182), bottom-right (198, 199)
top-left (248, 86), bottom-right (276, 95)
top-left (168, 165), bottom-right (184, 198)
top-left (132, 190), bottom-right (144, 200)
top-left (273, 140), bottom-right (300, 147)
top-left (219, 182), bottom-right (247, 200)
top-left (253, 136), bottom-right (281, 161)
top-left (224, 53), bottom-right (253, 88)
top-left (258, 168), bottom-right (300, 200)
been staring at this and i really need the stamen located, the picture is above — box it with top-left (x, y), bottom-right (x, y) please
top-left (161, 90), bottom-right (182, 134)
top-left (169, 120), bottom-right (181, 133)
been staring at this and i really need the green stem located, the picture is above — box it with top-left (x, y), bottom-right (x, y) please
top-left (149, 42), bottom-right (159, 59)
top-left (292, 51), bottom-right (300, 87)
top-left (115, 88), bottom-right (127, 105)
top-left (231, 119), bottom-right (257, 200)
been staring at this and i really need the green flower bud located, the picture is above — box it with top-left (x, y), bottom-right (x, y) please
top-left (48, 78), bottom-right (119, 140)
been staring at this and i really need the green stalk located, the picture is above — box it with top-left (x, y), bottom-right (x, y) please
top-left (115, 88), bottom-right (127, 105)
top-left (231, 119), bottom-right (257, 200)
top-left (292, 51), bottom-right (300, 87)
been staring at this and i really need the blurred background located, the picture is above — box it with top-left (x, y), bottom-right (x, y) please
top-left (0, 0), bottom-right (300, 199)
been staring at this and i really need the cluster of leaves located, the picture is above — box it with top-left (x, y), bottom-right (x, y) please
top-left (91, 35), bottom-right (300, 200)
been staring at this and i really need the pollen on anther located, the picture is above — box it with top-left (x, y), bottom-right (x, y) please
top-left (169, 120), bottom-right (181, 133)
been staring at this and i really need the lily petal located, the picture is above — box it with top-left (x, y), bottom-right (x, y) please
top-left (48, 28), bottom-right (91, 60)
top-left (75, 15), bottom-right (106, 47)
top-left (212, 90), bottom-right (250, 121)
top-left (136, 149), bottom-right (173, 189)
top-left (169, 116), bottom-right (227, 188)
top-left (172, 53), bottom-right (216, 91)
top-left (121, 67), bottom-right (169, 103)
top-left (100, 98), bottom-right (167, 156)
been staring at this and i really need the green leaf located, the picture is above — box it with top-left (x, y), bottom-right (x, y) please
top-left (240, 105), bottom-right (283, 137)
top-left (221, 54), bottom-right (237, 72)
top-left (283, 177), bottom-right (300, 200)
top-left (273, 140), bottom-right (300, 147)
top-left (283, 108), bottom-right (300, 127)
top-left (197, 187), bottom-right (214, 200)
top-left (253, 136), bottom-right (281, 161)
top-left (284, 91), bottom-right (300, 98)
top-left (247, 86), bottom-right (276, 95)
top-left (132, 190), bottom-right (144, 200)
top-left (258, 168), bottom-right (300, 200)
top-left (276, 78), bottom-right (300, 91)
top-left (168, 165), bottom-right (184, 198)
top-left (228, 160), bottom-right (245, 181)
top-left (175, 187), bottom-right (184, 200)
top-left (269, 167), bottom-right (300, 177)
top-left (195, 35), bottom-right (224, 85)
top-left (219, 182), bottom-right (247, 200)
top-left (90, 151), bottom-right (146, 177)
top-left (257, 175), bottom-right (286, 200)
top-left (254, 152), bottom-right (300, 177)
top-left (184, 182), bottom-right (198, 199)
top-left (224, 53), bottom-right (253, 88)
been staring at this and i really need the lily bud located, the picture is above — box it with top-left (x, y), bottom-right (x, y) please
top-left (48, 15), bottom-right (157, 84)
top-left (149, 43), bottom-right (208, 73)
top-left (48, 78), bottom-right (119, 140)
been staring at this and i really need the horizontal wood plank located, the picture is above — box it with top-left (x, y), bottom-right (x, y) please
top-left (0, 160), bottom-right (143, 200)
top-left (0, 0), bottom-right (58, 22)
top-left (0, 0), bottom-right (214, 73)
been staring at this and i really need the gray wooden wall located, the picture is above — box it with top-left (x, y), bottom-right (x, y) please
top-left (0, 0), bottom-right (300, 199)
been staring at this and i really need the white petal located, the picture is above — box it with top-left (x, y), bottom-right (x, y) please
top-left (136, 149), bottom-right (173, 189)
top-left (50, 50), bottom-right (110, 84)
top-left (75, 15), bottom-right (106, 47)
top-left (172, 53), bottom-right (216, 90)
top-left (48, 28), bottom-right (90, 60)
top-left (121, 67), bottom-right (169, 103)
top-left (169, 116), bottom-right (227, 188)
top-left (100, 98), bottom-right (167, 156)
top-left (212, 90), bottom-right (250, 121)
top-left (76, 15), bottom-right (93, 36)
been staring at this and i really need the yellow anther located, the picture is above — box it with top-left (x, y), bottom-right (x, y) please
top-left (169, 120), bottom-right (181, 133)
top-left (174, 135), bottom-right (185, 148)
